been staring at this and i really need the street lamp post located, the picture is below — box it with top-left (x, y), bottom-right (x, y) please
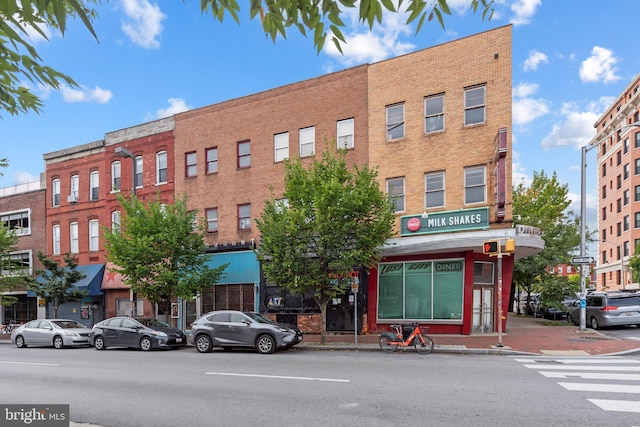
top-left (581, 121), bottom-right (640, 330)
top-left (115, 146), bottom-right (137, 317)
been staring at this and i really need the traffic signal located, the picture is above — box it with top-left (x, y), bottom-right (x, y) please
top-left (483, 240), bottom-right (500, 255)
top-left (505, 238), bottom-right (516, 253)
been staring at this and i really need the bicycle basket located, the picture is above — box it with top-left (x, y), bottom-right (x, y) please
top-left (402, 325), bottom-right (413, 340)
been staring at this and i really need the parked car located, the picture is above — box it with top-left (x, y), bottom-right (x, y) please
top-left (567, 291), bottom-right (640, 329)
top-left (528, 295), bottom-right (566, 320)
top-left (11, 319), bottom-right (92, 349)
top-left (89, 317), bottom-right (187, 351)
top-left (189, 310), bottom-right (303, 354)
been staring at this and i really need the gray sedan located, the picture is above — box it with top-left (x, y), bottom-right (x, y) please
top-left (11, 319), bottom-right (92, 349)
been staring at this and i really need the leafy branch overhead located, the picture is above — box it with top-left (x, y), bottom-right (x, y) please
top-left (201, 0), bottom-right (494, 54)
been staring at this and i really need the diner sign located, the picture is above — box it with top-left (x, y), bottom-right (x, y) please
top-left (400, 207), bottom-right (489, 236)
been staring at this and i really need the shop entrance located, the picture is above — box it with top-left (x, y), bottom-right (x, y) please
top-left (472, 287), bottom-right (494, 333)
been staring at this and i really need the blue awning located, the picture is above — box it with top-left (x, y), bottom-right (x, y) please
top-left (28, 264), bottom-right (105, 297)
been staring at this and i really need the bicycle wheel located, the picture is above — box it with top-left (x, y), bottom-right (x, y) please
top-left (414, 334), bottom-right (434, 354)
top-left (379, 335), bottom-right (398, 353)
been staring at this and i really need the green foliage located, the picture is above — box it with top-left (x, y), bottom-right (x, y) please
top-left (200, 0), bottom-right (494, 54)
top-left (628, 241), bottom-right (640, 284)
top-left (0, 1), bottom-right (99, 117)
top-left (103, 193), bottom-right (227, 311)
top-left (29, 252), bottom-right (87, 318)
top-left (512, 171), bottom-right (581, 296)
top-left (0, 222), bottom-right (26, 306)
top-left (533, 274), bottom-right (579, 312)
top-left (256, 147), bottom-right (395, 342)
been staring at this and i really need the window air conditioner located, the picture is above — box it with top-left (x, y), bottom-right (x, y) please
top-left (67, 194), bottom-right (78, 203)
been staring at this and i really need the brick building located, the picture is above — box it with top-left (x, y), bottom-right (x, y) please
top-left (0, 181), bottom-right (46, 324)
top-left (591, 73), bottom-right (640, 291)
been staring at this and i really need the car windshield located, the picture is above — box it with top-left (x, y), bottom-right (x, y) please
top-left (137, 318), bottom-right (170, 327)
top-left (51, 320), bottom-right (87, 329)
top-left (243, 312), bottom-right (275, 324)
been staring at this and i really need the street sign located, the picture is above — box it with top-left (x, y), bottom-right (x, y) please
top-left (571, 256), bottom-right (594, 264)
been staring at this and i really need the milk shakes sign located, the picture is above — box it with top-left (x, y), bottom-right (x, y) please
top-left (401, 208), bottom-right (489, 236)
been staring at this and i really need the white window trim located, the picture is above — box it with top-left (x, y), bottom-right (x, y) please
top-left (387, 177), bottom-right (405, 213)
top-left (53, 224), bottom-right (61, 255)
top-left (274, 133), bottom-right (289, 162)
top-left (299, 127), bottom-right (315, 157)
top-left (111, 161), bottom-right (121, 193)
top-left (337, 118), bottom-right (354, 149)
top-left (52, 179), bottom-right (60, 207)
top-left (156, 151), bottom-right (167, 185)
top-left (90, 171), bottom-right (99, 201)
top-left (70, 222), bottom-right (79, 254)
top-left (425, 172), bottom-right (445, 209)
top-left (464, 166), bottom-right (486, 205)
top-left (424, 94), bottom-right (445, 134)
top-left (386, 104), bottom-right (405, 141)
top-left (89, 219), bottom-right (99, 252)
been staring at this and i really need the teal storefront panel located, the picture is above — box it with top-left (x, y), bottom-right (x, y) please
top-left (205, 251), bottom-right (260, 284)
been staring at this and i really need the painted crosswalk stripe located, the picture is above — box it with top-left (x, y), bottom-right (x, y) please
top-left (541, 371), bottom-right (640, 381)
top-left (559, 382), bottom-right (640, 393)
top-left (523, 364), bottom-right (640, 371)
top-left (515, 357), bottom-right (638, 364)
top-left (589, 399), bottom-right (640, 413)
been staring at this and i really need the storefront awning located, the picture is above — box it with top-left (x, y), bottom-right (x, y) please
top-left (29, 264), bottom-right (105, 297)
top-left (101, 262), bottom-right (130, 290)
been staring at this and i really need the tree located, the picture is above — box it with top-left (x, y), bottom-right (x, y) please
top-left (103, 193), bottom-right (227, 320)
top-left (29, 252), bottom-right (87, 318)
top-left (1, 1), bottom-right (493, 117)
top-left (256, 147), bottom-right (395, 344)
top-left (512, 171), bottom-right (582, 315)
top-left (627, 243), bottom-right (640, 285)
top-left (0, 0), bottom-right (99, 117)
top-left (0, 223), bottom-right (27, 307)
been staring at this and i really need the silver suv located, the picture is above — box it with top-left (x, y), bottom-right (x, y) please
top-left (571, 291), bottom-right (640, 329)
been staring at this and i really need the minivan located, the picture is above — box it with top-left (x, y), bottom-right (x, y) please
top-left (568, 291), bottom-right (640, 329)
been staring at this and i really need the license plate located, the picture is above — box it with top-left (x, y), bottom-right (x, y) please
top-left (176, 338), bottom-right (183, 343)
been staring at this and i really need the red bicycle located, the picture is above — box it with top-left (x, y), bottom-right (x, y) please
top-left (379, 323), bottom-right (434, 354)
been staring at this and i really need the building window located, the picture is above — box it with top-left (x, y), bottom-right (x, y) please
top-left (111, 161), bottom-right (121, 192)
top-left (624, 163), bottom-right (630, 180)
top-left (274, 133), bottom-right (289, 162)
top-left (624, 241), bottom-right (630, 257)
top-left (424, 94), bottom-right (444, 133)
top-left (206, 208), bottom-right (218, 233)
top-left (90, 171), bottom-right (99, 201)
top-left (337, 118), bottom-right (354, 149)
top-left (386, 104), bottom-right (404, 140)
top-left (602, 163), bottom-right (607, 177)
top-left (617, 198), bottom-right (622, 213)
top-left (425, 172), bottom-right (444, 208)
top-left (624, 138), bottom-right (629, 154)
top-left (299, 127), bottom-right (315, 157)
top-left (2, 252), bottom-right (31, 276)
top-left (135, 156), bottom-right (143, 188)
top-left (89, 219), bottom-right (99, 252)
top-left (635, 185), bottom-right (640, 202)
top-left (624, 189), bottom-right (630, 206)
top-left (70, 222), bottom-right (79, 254)
top-left (464, 85), bottom-right (486, 126)
top-left (52, 225), bottom-right (60, 255)
top-left (602, 207), bottom-right (607, 221)
top-left (624, 215), bottom-right (630, 231)
top-left (617, 174), bottom-right (622, 189)
top-left (1, 210), bottom-right (30, 235)
top-left (186, 151), bottom-right (197, 177)
top-left (112, 211), bottom-right (121, 232)
top-left (206, 147), bottom-right (218, 174)
top-left (387, 177), bottom-right (405, 213)
top-left (156, 151), bottom-right (167, 184)
top-left (636, 132), bottom-right (640, 148)
top-left (52, 179), bottom-right (60, 207)
top-left (636, 213), bottom-right (640, 229)
top-left (238, 141), bottom-right (251, 168)
top-left (238, 204), bottom-right (251, 230)
top-left (603, 185), bottom-right (607, 199)
top-left (464, 166), bottom-right (486, 204)
top-left (617, 150), bottom-right (622, 166)
top-left (70, 175), bottom-right (79, 202)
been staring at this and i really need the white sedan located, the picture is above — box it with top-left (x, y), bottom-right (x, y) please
top-left (11, 319), bottom-right (92, 349)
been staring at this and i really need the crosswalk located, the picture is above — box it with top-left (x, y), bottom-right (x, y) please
top-left (513, 356), bottom-right (640, 414)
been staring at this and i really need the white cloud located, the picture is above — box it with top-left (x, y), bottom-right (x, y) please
top-left (540, 104), bottom-right (598, 150)
top-left (510, 0), bottom-right (541, 26)
top-left (60, 86), bottom-right (113, 104)
top-left (523, 50), bottom-right (548, 72)
top-left (512, 82), bottom-right (549, 126)
top-left (120, 0), bottom-right (166, 49)
top-left (579, 46), bottom-right (621, 83)
top-left (324, 6), bottom-right (416, 65)
top-left (13, 171), bottom-right (40, 185)
top-left (154, 98), bottom-right (191, 119)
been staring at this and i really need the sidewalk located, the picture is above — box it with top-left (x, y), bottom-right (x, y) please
top-left (296, 313), bottom-right (640, 356)
top-left (2, 313), bottom-right (639, 356)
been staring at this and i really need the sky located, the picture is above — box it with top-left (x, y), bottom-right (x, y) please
top-left (2, 0), bottom-right (639, 243)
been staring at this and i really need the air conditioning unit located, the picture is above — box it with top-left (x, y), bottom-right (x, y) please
top-left (67, 194), bottom-right (78, 203)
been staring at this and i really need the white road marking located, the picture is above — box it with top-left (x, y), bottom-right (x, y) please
top-left (205, 372), bottom-right (350, 383)
top-left (589, 399), bottom-right (640, 413)
top-left (515, 357), bottom-right (637, 364)
top-left (559, 382), bottom-right (640, 393)
top-left (0, 361), bottom-right (59, 366)
top-left (541, 371), bottom-right (640, 381)
top-left (523, 364), bottom-right (640, 371)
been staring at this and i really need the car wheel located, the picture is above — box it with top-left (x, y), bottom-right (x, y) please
top-left (53, 336), bottom-right (64, 349)
top-left (256, 334), bottom-right (275, 354)
top-left (93, 335), bottom-right (106, 350)
top-left (139, 337), bottom-right (153, 351)
top-left (195, 334), bottom-right (213, 353)
top-left (590, 317), bottom-right (599, 330)
top-left (567, 314), bottom-right (577, 326)
top-left (15, 335), bottom-right (26, 348)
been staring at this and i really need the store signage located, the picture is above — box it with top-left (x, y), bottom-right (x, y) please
top-left (400, 207), bottom-right (489, 236)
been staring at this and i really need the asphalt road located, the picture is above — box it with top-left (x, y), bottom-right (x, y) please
top-left (1, 345), bottom-right (639, 427)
